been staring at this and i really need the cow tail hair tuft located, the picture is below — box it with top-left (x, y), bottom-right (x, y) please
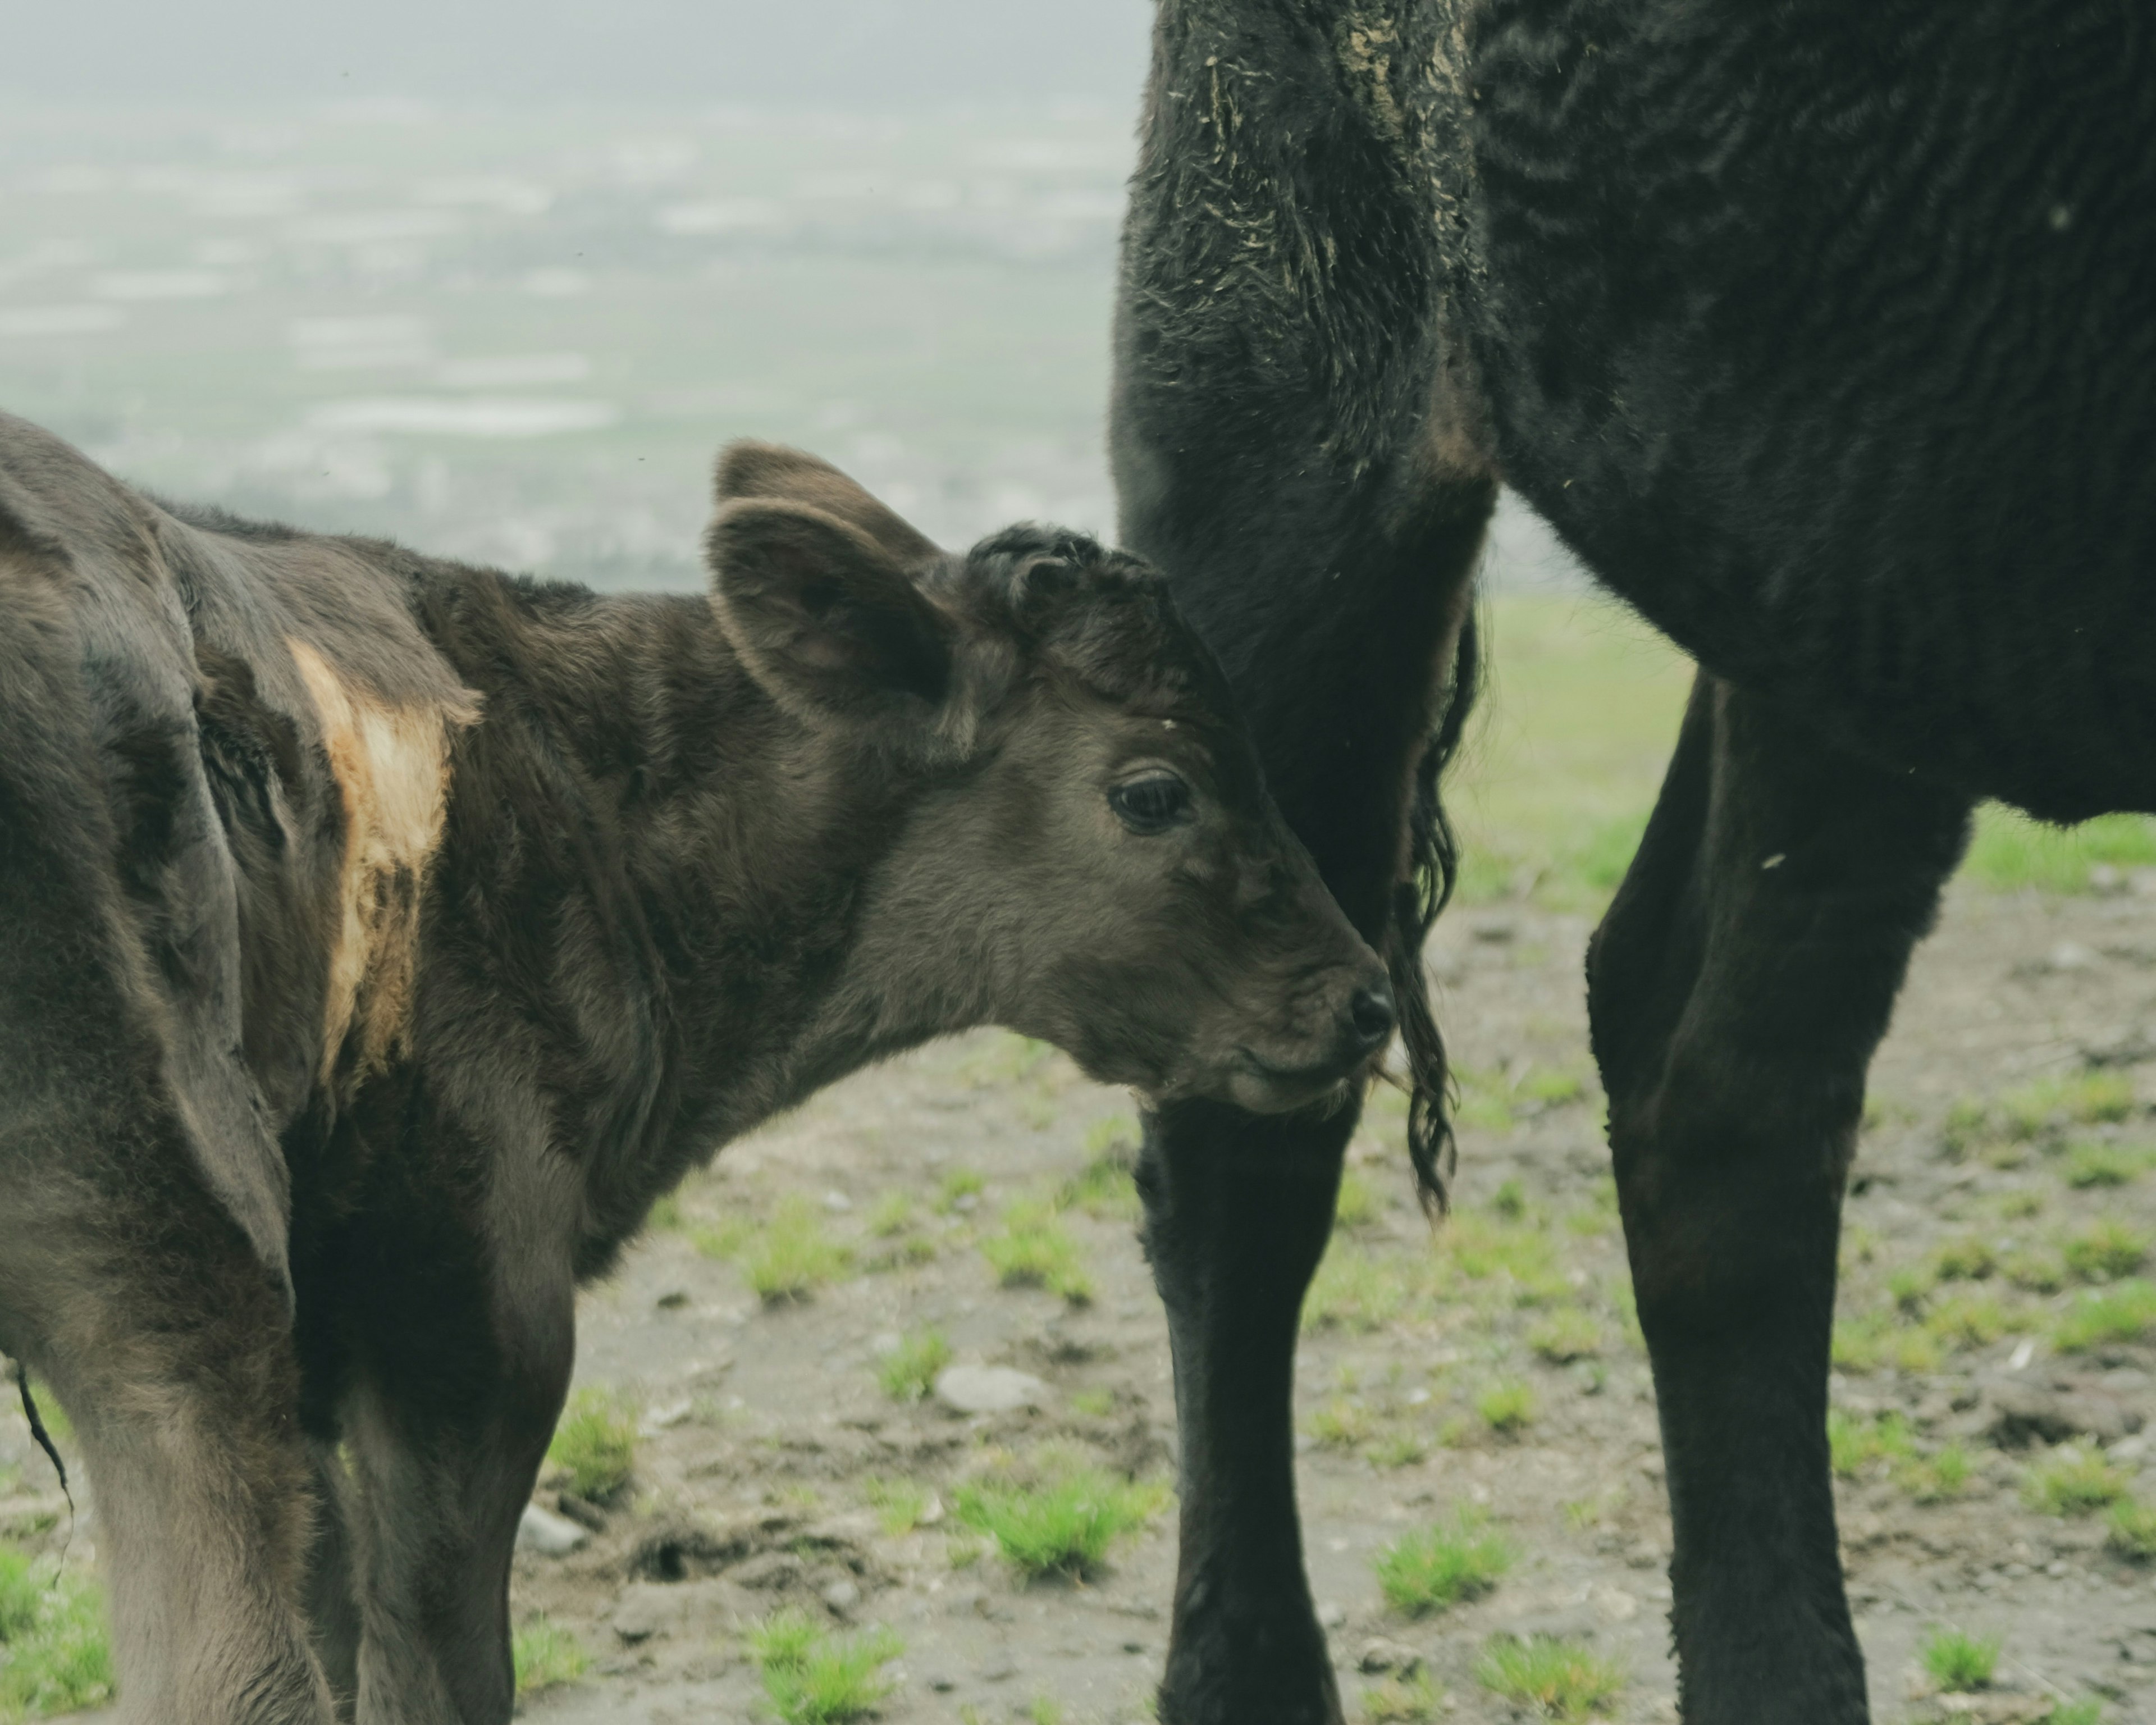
top-left (1386, 600), bottom-right (1481, 1217)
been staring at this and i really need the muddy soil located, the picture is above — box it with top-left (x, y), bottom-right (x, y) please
top-left (16, 884), bottom-right (2156, 1722)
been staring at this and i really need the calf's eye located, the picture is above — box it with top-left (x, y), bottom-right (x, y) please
top-left (1109, 772), bottom-right (1194, 835)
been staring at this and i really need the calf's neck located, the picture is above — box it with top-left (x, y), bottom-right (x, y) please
top-left (0, 417), bottom-right (1388, 1723)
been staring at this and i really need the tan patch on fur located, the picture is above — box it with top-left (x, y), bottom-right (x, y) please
top-left (289, 641), bottom-right (471, 1087)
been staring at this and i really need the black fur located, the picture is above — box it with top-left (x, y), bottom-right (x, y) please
top-left (1113, 3), bottom-right (2153, 1722)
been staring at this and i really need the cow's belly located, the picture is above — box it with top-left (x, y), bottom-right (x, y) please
top-left (1463, 0), bottom-right (2156, 820)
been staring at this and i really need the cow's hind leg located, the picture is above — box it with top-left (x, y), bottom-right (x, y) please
top-left (1588, 676), bottom-right (1969, 1723)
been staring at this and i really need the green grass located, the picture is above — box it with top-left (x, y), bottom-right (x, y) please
top-left (1920, 1627), bottom-right (2000, 1692)
top-left (747, 1609), bottom-right (904, 1725)
top-left (1444, 1213), bottom-right (1568, 1306)
top-left (742, 1196), bottom-right (852, 1302)
top-left (1962, 807), bottom-right (2156, 893)
top-left (952, 1459), bottom-right (1169, 1580)
top-left (876, 1327), bottom-right (952, 1403)
top-left (2105, 1496), bottom-right (2156, 1561)
top-left (2046, 1701), bottom-right (2105, 1725)
top-left (1362, 1670), bottom-right (1444, 1721)
top-left (1303, 1243), bottom-right (1413, 1334)
top-left (1374, 1510), bottom-right (1515, 1616)
top-left (1306, 1397), bottom-right (1374, 1451)
top-left (1476, 1380), bottom-right (1537, 1435)
top-left (2063, 1143), bottom-right (2150, 1188)
top-left (1473, 1635), bottom-right (1626, 1721)
top-left (1067, 1386), bottom-right (1114, 1419)
top-left (0, 1551), bottom-right (115, 1721)
top-left (1901, 1443), bottom-right (1976, 1504)
top-left (1831, 1310), bottom-right (1945, 1375)
top-left (934, 1167), bottom-right (987, 1213)
top-left (865, 1191), bottom-right (915, 1236)
top-left (1332, 1169), bottom-right (1381, 1231)
top-left (864, 1477), bottom-right (938, 1536)
top-left (2062, 1218), bottom-right (2149, 1281)
top-left (2054, 1278), bottom-right (2156, 1350)
top-left (980, 1201), bottom-right (1094, 1303)
top-left (1527, 1307), bottom-right (1603, 1363)
top-left (513, 1616), bottom-right (590, 1699)
top-left (1827, 1410), bottom-right (1916, 1479)
top-left (546, 1388), bottom-right (638, 1503)
top-left (2022, 1449), bottom-right (2130, 1516)
top-left (1059, 1145), bottom-right (1141, 1220)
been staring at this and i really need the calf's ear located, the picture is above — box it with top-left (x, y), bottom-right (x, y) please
top-left (706, 499), bottom-right (954, 729)
top-left (715, 441), bottom-right (942, 569)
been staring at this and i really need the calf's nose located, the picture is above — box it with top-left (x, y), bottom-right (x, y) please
top-left (1346, 982), bottom-right (1396, 1052)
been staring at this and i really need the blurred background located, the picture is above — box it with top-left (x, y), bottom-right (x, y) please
top-left (0, 0), bottom-right (2131, 895)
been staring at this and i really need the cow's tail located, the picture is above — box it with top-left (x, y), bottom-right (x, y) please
top-left (1387, 600), bottom-right (1481, 1215)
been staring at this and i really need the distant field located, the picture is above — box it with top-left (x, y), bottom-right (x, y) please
top-left (1455, 596), bottom-right (2156, 907)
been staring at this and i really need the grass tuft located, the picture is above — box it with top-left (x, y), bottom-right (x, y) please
top-left (546, 1388), bottom-right (638, 1503)
top-left (875, 1327), bottom-right (952, 1404)
top-left (1527, 1307), bottom-right (1603, 1363)
top-left (2105, 1496), bottom-right (2156, 1562)
top-left (2063, 1143), bottom-right (2149, 1188)
top-left (2021, 1448), bottom-right (2130, 1517)
top-left (1362, 1671), bottom-right (1444, 1721)
top-left (864, 1477), bottom-right (937, 1536)
top-left (1476, 1380), bottom-right (1537, 1435)
top-left (1473, 1635), bottom-right (1625, 1721)
top-left (980, 1201), bottom-right (1093, 1304)
top-left (1920, 1626), bottom-right (2000, 1692)
top-left (743, 1197), bottom-right (852, 1302)
top-left (748, 1608), bottom-right (904, 1725)
top-left (513, 1616), bottom-right (590, 1699)
top-left (0, 1551), bottom-right (113, 1718)
top-left (2062, 1218), bottom-right (2150, 1283)
top-left (1826, 1409), bottom-right (1915, 1479)
top-left (2054, 1278), bottom-right (2156, 1350)
top-left (1374, 1509), bottom-right (1514, 1616)
top-left (952, 1459), bottom-right (1168, 1580)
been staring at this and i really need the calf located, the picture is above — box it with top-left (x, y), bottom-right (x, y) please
top-left (0, 414), bottom-right (1392, 1724)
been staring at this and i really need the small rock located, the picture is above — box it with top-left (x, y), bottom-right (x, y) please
top-left (823, 1579), bottom-right (861, 1616)
top-left (610, 1582), bottom-right (679, 1644)
top-left (933, 1365), bottom-right (1049, 1416)
top-left (1357, 1637), bottom-right (1423, 1675)
top-left (730, 1551), bottom-right (806, 1590)
top-left (822, 1190), bottom-right (852, 1212)
top-left (555, 1491), bottom-right (609, 1532)
top-left (981, 1658), bottom-right (1018, 1682)
top-left (1317, 1600), bottom-right (1347, 1630)
top-left (516, 1503), bottom-right (587, 1556)
top-left (2047, 941), bottom-right (2098, 973)
top-left (1469, 915), bottom-right (1518, 944)
top-left (1592, 1585), bottom-right (1640, 1623)
top-left (927, 1674), bottom-right (957, 1693)
top-left (638, 1398), bottom-right (695, 1436)
top-left (655, 1289), bottom-right (690, 1310)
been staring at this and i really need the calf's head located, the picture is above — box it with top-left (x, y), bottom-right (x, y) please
top-left (709, 442), bottom-right (1393, 1113)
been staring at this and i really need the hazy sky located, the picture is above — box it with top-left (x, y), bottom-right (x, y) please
top-left (0, 1), bottom-right (1157, 107)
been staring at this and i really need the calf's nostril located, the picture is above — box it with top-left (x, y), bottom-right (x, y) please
top-left (1347, 984), bottom-right (1395, 1049)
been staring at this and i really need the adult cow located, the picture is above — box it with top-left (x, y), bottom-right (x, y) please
top-left (1111, 3), bottom-right (2155, 1722)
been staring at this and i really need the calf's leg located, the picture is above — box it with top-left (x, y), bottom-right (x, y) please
top-left (1587, 674), bottom-right (1969, 1724)
top-left (0, 768), bottom-right (328, 1722)
top-left (328, 1147), bottom-right (574, 1725)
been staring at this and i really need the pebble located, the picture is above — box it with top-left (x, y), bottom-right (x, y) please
top-left (515, 1503), bottom-right (587, 1556)
top-left (637, 1398), bottom-right (695, 1436)
top-left (823, 1578), bottom-right (861, 1615)
top-left (933, 1364), bottom-right (1048, 1416)
top-left (1356, 1636), bottom-right (1423, 1675)
top-left (1317, 1600), bottom-right (1347, 1629)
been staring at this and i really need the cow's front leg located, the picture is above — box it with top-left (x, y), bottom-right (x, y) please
top-left (1587, 675), bottom-right (1970, 1724)
top-left (1141, 1099), bottom-right (1354, 1725)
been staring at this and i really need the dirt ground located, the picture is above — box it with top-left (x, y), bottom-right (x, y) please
top-left (12, 882), bottom-right (2155, 1723)
top-left (497, 882), bottom-right (2156, 1725)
